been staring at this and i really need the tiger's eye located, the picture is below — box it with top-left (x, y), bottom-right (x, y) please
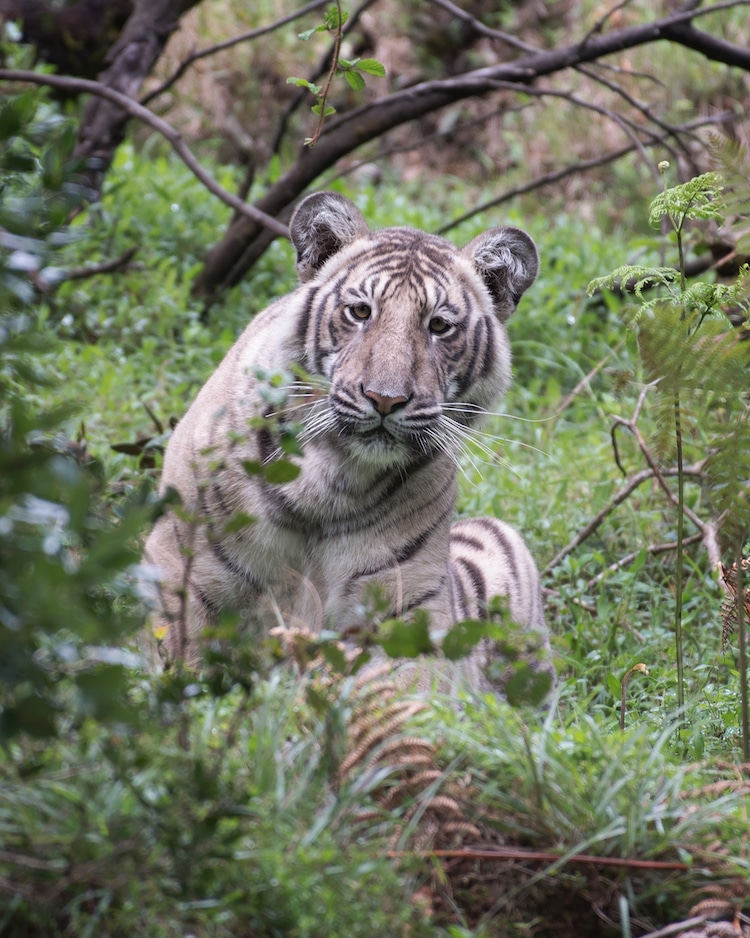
top-left (429, 316), bottom-right (452, 335)
top-left (347, 303), bottom-right (372, 322)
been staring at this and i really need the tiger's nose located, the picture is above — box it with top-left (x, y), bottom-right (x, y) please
top-left (363, 388), bottom-right (410, 415)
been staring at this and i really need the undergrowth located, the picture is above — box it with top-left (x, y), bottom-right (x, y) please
top-left (1, 89), bottom-right (749, 936)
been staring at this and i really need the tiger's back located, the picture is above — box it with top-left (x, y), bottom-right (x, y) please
top-left (144, 192), bottom-right (551, 692)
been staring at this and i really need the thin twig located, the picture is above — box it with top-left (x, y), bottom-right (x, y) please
top-left (141, 0), bottom-right (331, 106)
top-left (306, 0), bottom-right (345, 148)
top-left (437, 111), bottom-right (733, 235)
top-left (575, 63), bottom-right (695, 175)
top-left (542, 586), bottom-right (598, 616)
top-left (49, 246), bottom-right (138, 284)
top-left (587, 532), bottom-right (704, 588)
top-left (554, 342), bottom-right (624, 418)
top-left (0, 69), bottom-right (289, 238)
top-left (425, 0), bottom-right (539, 53)
top-left (270, 0), bottom-right (378, 155)
top-left (580, 0), bottom-right (639, 46)
top-left (543, 463), bottom-right (704, 575)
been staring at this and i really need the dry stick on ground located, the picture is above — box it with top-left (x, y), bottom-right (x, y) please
top-left (586, 532), bottom-right (704, 589)
top-left (387, 846), bottom-right (691, 871)
top-left (0, 70), bottom-right (289, 238)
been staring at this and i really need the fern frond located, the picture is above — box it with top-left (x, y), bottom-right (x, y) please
top-left (649, 172), bottom-right (724, 229)
top-left (705, 417), bottom-right (750, 538)
top-left (709, 134), bottom-right (750, 217)
top-left (588, 265), bottom-right (677, 298)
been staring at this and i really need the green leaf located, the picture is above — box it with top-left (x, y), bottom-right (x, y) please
top-left (378, 612), bottom-right (434, 658)
top-left (355, 58), bottom-right (386, 78)
top-left (587, 265), bottom-right (677, 299)
top-left (323, 5), bottom-right (348, 30)
top-left (298, 26), bottom-right (325, 40)
top-left (629, 548), bottom-right (647, 574)
top-left (263, 459), bottom-right (300, 484)
top-left (503, 663), bottom-right (554, 708)
top-left (320, 642), bottom-right (347, 673)
top-left (0, 696), bottom-right (58, 740)
top-left (442, 618), bottom-right (488, 661)
top-left (0, 91), bottom-right (36, 141)
top-left (607, 672), bottom-right (622, 700)
top-left (242, 459), bottom-right (264, 477)
top-left (222, 511), bottom-right (256, 533)
top-left (343, 70), bottom-right (366, 92)
top-left (286, 77), bottom-right (322, 95)
top-left (311, 104), bottom-right (336, 117)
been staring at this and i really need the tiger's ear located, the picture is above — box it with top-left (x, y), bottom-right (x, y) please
top-left (462, 227), bottom-right (539, 323)
top-left (290, 192), bottom-right (370, 282)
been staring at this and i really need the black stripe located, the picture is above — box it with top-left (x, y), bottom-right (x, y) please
top-left (402, 579), bottom-right (446, 615)
top-left (196, 486), bottom-right (263, 591)
top-left (450, 530), bottom-right (484, 552)
top-left (198, 588), bottom-right (221, 618)
top-left (450, 564), bottom-right (469, 620)
top-left (346, 501), bottom-right (453, 585)
top-left (474, 517), bottom-right (520, 585)
top-left (451, 321), bottom-right (480, 398)
top-left (296, 285), bottom-right (320, 351)
top-left (478, 317), bottom-right (496, 379)
top-left (453, 556), bottom-right (487, 613)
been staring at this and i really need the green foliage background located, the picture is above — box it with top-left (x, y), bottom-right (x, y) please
top-left (1, 65), bottom-right (749, 937)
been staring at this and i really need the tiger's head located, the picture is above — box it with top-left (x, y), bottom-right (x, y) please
top-left (288, 192), bottom-right (538, 469)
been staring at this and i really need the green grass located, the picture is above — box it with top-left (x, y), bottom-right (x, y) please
top-left (2, 140), bottom-right (749, 935)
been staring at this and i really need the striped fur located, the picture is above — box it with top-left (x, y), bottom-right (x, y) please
top-left (143, 192), bottom-right (550, 691)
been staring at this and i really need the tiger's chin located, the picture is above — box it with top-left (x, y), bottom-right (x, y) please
top-left (336, 425), bottom-right (419, 469)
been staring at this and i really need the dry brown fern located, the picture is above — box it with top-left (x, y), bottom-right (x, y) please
top-left (271, 626), bottom-right (481, 850)
top-left (719, 557), bottom-right (750, 650)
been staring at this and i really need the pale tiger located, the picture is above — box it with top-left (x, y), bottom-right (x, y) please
top-left (143, 191), bottom-right (552, 694)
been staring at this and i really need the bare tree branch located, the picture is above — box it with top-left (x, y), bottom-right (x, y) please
top-left (193, 0), bottom-right (750, 299)
top-left (62, 247), bottom-right (139, 281)
top-left (0, 69), bottom-right (289, 237)
top-left (586, 533), bottom-right (704, 588)
top-left (424, 0), bottom-right (539, 53)
top-left (542, 464), bottom-right (706, 575)
top-left (436, 111), bottom-right (732, 235)
top-left (140, 0), bottom-right (331, 106)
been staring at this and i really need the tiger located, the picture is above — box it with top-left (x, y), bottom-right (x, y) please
top-left (143, 190), bottom-right (552, 694)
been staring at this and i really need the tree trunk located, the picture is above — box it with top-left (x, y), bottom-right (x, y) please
top-left (72, 0), bottom-right (202, 197)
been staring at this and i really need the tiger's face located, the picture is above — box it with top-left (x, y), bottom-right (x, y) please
top-left (289, 195), bottom-right (539, 470)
